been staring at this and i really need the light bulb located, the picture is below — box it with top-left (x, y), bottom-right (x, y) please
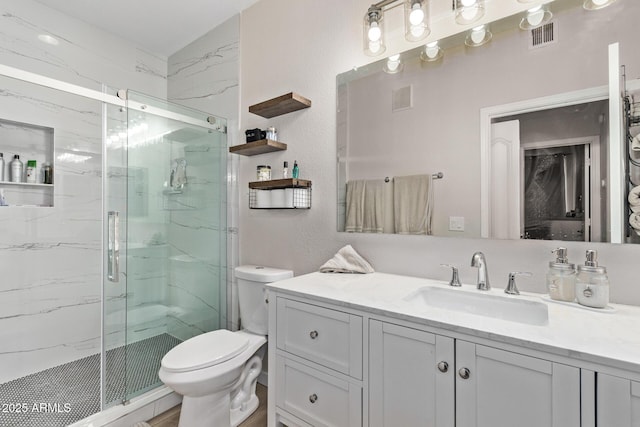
top-left (526, 6), bottom-right (544, 26)
top-left (386, 61), bottom-right (400, 72)
top-left (471, 26), bottom-right (486, 44)
top-left (410, 25), bottom-right (426, 38)
top-left (592, 0), bottom-right (608, 4)
top-left (425, 42), bottom-right (439, 58)
top-left (461, 0), bottom-right (477, 7)
top-left (368, 22), bottom-right (382, 42)
top-left (461, 7), bottom-right (479, 21)
top-left (409, 4), bottom-right (425, 26)
top-left (389, 54), bottom-right (400, 61)
top-left (368, 40), bottom-right (382, 54)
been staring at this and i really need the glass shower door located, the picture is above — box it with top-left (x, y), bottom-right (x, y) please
top-left (104, 90), bottom-right (227, 404)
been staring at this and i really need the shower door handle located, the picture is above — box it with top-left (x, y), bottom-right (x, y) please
top-left (108, 211), bottom-right (120, 282)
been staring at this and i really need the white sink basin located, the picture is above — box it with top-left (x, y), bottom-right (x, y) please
top-left (403, 286), bottom-right (549, 326)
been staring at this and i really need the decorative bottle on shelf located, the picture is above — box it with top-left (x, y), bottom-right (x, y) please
top-left (292, 160), bottom-right (299, 179)
top-left (546, 247), bottom-right (576, 302)
top-left (10, 155), bottom-right (23, 183)
top-left (0, 153), bottom-right (4, 181)
top-left (283, 161), bottom-right (289, 178)
top-left (575, 250), bottom-right (609, 309)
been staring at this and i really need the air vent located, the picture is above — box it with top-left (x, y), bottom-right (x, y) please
top-left (529, 21), bottom-right (557, 49)
top-left (392, 85), bottom-right (412, 112)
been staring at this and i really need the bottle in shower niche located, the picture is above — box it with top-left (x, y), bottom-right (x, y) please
top-left (575, 250), bottom-right (609, 309)
top-left (26, 160), bottom-right (37, 183)
top-left (10, 155), bottom-right (23, 182)
top-left (546, 247), bottom-right (576, 302)
top-left (0, 153), bottom-right (4, 181)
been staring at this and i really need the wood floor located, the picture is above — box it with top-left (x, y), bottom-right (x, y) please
top-left (147, 383), bottom-right (267, 427)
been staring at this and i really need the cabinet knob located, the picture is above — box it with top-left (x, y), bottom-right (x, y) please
top-left (309, 330), bottom-right (319, 339)
top-left (437, 361), bottom-right (449, 373)
top-left (458, 367), bottom-right (471, 379)
top-left (309, 393), bottom-right (318, 403)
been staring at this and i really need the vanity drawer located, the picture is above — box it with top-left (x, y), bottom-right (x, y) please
top-left (276, 298), bottom-right (363, 378)
top-left (276, 356), bottom-right (362, 427)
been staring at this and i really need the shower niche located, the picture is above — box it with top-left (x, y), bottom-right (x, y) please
top-left (0, 117), bottom-right (54, 207)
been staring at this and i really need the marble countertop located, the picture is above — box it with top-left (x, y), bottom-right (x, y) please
top-left (266, 272), bottom-right (640, 375)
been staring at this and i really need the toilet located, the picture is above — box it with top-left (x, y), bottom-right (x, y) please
top-left (159, 265), bottom-right (293, 427)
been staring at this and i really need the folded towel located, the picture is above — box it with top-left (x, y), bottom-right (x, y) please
top-left (362, 179), bottom-right (385, 233)
top-left (393, 174), bottom-right (433, 235)
top-left (629, 185), bottom-right (640, 213)
top-left (319, 245), bottom-right (375, 274)
top-left (633, 133), bottom-right (640, 152)
top-left (345, 180), bottom-right (366, 232)
top-left (630, 212), bottom-right (640, 236)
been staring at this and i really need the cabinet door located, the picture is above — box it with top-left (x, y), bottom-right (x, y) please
top-left (369, 320), bottom-right (454, 427)
top-left (597, 373), bottom-right (640, 426)
top-left (455, 341), bottom-right (580, 427)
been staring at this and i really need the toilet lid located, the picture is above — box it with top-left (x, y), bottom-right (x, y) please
top-left (161, 330), bottom-right (249, 373)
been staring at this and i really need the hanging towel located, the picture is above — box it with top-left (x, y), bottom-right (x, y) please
top-left (319, 245), bottom-right (375, 274)
top-left (362, 179), bottom-right (385, 233)
top-left (393, 174), bottom-right (433, 235)
top-left (345, 180), bottom-right (366, 232)
top-left (632, 133), bottom-right (640, 152)
top-left (630, 212), bottom-right (640, 236)
top-left (629, 185), bottom-right (640, 213)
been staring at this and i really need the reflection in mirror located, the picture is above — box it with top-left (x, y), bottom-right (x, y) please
top-left (336, 0), bottom-right (640, 243)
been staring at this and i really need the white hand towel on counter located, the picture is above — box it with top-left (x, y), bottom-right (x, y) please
top-left (345, 180), bottom-right (366, 232)
top-left (362, 179), bottom-right (385, 233)
top-left (319, 245), bottom-right (375, 274)
top-left (393, 174), bottom-right (433, 235)
top-left (629, 185), bottom-right (640, 213)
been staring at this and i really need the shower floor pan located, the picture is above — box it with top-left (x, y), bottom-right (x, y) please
top-left (0, 333), bottom-right (181, 427)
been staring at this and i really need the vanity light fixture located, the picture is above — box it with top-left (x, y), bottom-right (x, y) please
top-left (519, 5), bottom-right (552, 30)
top-left (383, 54), bottom-right (404, 73)
top-left (583, 0), bottom-right (617, 10)
top-left (455, 0), bottom-right (485, 25)
top-left (465, 24), bottom-right (492, 47)
top-left (419, 41), bottom-right (443, 62)
top-left (363, 0), bottom-right (431, 56)
top-left (364, 5), bottom-right (386, 56)
top-left (404, 0), bottom-right (430, 42)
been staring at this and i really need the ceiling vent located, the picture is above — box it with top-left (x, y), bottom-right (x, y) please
top-left (529, 21), bottom-right (557, 49)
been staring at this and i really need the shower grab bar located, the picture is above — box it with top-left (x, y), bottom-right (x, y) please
top-left (108, 211), bottom-right (120, 282)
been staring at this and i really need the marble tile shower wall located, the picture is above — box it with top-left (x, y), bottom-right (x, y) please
top-left (168, 16), bottom-right (240, 330)
top-left (0, 0), bottom-right (168, 384)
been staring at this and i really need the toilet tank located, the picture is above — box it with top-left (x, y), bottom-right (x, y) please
top-left (235, 265), bottom-right (293, 335)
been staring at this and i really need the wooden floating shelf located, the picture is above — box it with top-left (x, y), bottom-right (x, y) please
top-left (229, 139), bottom-right (287, 156)
top-left (249, 178), bottom-right (312, 190)
top-left (248, 92), bottom-right (311, 119)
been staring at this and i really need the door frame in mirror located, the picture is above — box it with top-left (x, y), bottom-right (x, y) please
top-left (480, 85), bottom-right (609, 239)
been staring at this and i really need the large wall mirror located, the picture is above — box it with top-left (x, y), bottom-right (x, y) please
top-left (337, 0), bottom-right (640, 244)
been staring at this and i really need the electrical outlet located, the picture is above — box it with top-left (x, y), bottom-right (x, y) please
top-left (449, 216), bottom-right (465, 232)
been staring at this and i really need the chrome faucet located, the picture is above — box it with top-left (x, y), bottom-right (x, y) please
top-left (471, 252), bottom-right (490, 291)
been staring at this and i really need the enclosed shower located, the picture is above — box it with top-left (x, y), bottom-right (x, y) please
top-left (0, 66), bottom-right (228, 426)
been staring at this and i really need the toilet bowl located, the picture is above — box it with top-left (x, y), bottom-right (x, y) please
top-left (158, 265), bottom-right (293, 427)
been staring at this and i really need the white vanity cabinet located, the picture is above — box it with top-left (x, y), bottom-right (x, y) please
top-left (369, 320), bottom-right (580, 427)
top-left (455, 340), bottom-right (580, 427)
top-left (272, 297), bottom-right (363, 427)
top-left (596, 373), bottom-right (640, 426)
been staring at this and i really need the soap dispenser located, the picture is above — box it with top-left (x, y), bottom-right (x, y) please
top-left (547, 247), bottom-right (576, 302)
top-left (576, 250), bottom-right (609, 309)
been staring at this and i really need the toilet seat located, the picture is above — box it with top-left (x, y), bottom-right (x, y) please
top-left (161, 329), bottom-right (249, 373)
